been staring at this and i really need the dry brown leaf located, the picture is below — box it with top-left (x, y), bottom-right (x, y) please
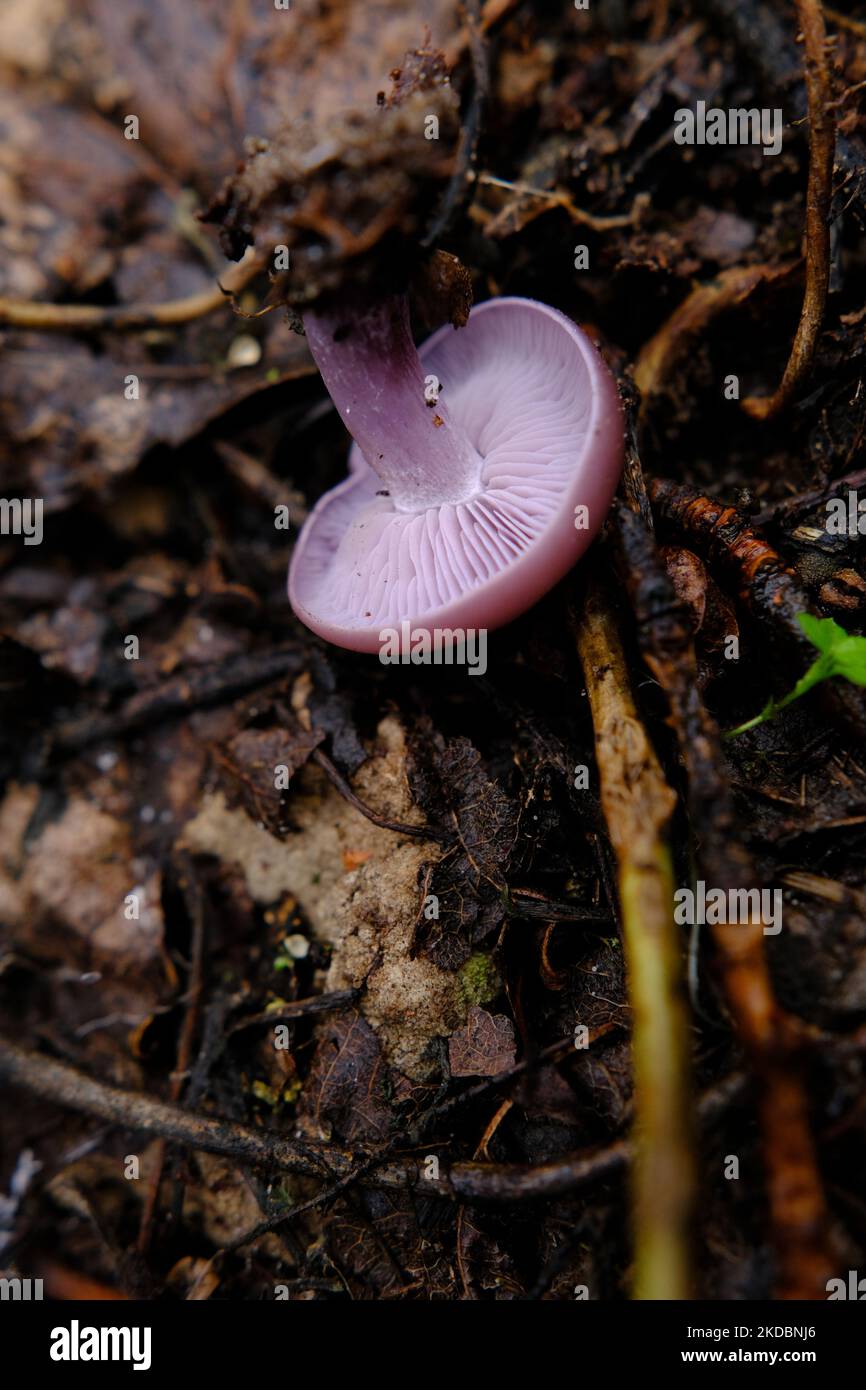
top-left (449, 1005), bottom-right (516, 1078)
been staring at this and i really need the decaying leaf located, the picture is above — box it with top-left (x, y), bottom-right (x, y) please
top-left (408, 728), bottom-right (519, 968)
top-left (215, 723), bottom-right (324, 836)
top-left (299, 1010), bottom-right (394, 1143)
top-left (448, 1005), bottom-right (516, 1078)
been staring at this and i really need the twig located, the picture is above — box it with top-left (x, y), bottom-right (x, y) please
top-left (618, 377), bottom-right (654, 528)
top-left (752, 466), bottom-right (866, 527)
top-left (0, 1036), bottom-right (625, 1202)
top-left (649, 482), bottom-right (812, 639)
top-left (227, 1036), bottom-right (585, 1247)
top-left (824, 6), bottom-right (866, 38)
top-left (50, 645), bottom-right (304, 756)
top-left (571, 576), bottom-right (695, 1301)
top-left (214, 440), bottom-right (308, 521)
top-left (0, 1037), bottom-right (745, 1236)
top-left (0, 251), bottom-right (263, 334)
top-left (137, 858), bottom-right (207, 1253)
top-left (422, 0), bottom-right (489, 248)
top-left (614, 498), bottom-right (836, 1298)
top-left (226, 989), bottom-right (361, 1035)
top-left (634, 263), bottom-right (798, 415)
top-left (649, 479), bottom-right (866, 737)
top-left (443, 0), bottom-right (521, 73)
top-left (457, 1098), bottom-right (514, 1296)
top-left (476, 174), bottom-right (647, 232)
top-left (705, 0), bottom-right (866, 222)
top-left (505, 887), bottom-right (610, 924)
top-left (311, 746), bottom-right (448, 842)
top-left (743, 0), bottom-right (836, 418)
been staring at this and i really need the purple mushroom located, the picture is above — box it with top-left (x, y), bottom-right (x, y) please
top-left (288, 294), bottom-right (624, 652)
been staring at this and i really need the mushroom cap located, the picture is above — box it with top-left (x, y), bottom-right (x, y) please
top-left (288, 296), bottom-right (624, 652)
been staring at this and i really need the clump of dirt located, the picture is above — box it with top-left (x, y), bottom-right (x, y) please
top-left (184, 716), bottom-right (490, 1076)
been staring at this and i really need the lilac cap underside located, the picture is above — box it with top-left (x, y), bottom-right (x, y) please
top-left (289, 297), bottom-right (624, 651)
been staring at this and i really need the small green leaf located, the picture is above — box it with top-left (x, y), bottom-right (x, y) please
top-left (830, 637), bottom-right (866, 686)
top-left (797, 612), bottom-right (847, 654)
top-left (726, 615), bottom-right (866, 737)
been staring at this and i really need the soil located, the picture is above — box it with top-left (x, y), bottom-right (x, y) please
top-left (0, 0), bottom-right (864, 1302)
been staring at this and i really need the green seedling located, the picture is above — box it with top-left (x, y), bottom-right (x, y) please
top-left (726, 614), bottom-right (866, 738)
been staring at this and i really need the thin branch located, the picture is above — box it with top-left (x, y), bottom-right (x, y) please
top-left (752, 466), bottom-right (866, 526)
top-left (226, 1037), bottom-right (584, 1247)
top-left (0, 1036), bottom-right (625, 1202)
top-left (422, 0), bottom-right (489, 248)
top-left (571, 577), bottom-right (696, 1301)
top-left (311, 747), bottom-right (448, 842)
top-left (476, 174), bottom-right (648, 231)
top-left (0, 251), bottom-right (263, 334)
top-left (226, 989), bottom-right (361, 1035)
top-left (0, 1038), bottom-right (745, 1237)
top-left (50, 645), bottom-right (304, 757)
top-left (649, 479), bottom-right (866, 739)
top-left (824, 6), bottom-right (866, 38)
top-left (137, 855), bottom-right (207, 1252)
top-left (705, 0), bottom-right (865, 221)
top-left (615, 497), bottom-right (836, 1298)
top-left (505, 887), bottom-right (610, 924)
top-left (743, 0), bottom-right (835, 418)
top-left (443, 0), bottom-right (521, 68)
top-left (635, 262), bottom-right (798, 415)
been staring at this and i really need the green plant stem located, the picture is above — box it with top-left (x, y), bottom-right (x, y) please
top-left (573, 578), bottom-right (695, 1300)
top-left (725, 659), bottom-right (831, 738)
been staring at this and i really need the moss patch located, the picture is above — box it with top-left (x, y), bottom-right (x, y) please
top-left (457, 952), bottom-right (501, 1009)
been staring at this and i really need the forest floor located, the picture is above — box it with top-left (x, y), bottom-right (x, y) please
top-left (0, 0), bottom-right (865, 1301)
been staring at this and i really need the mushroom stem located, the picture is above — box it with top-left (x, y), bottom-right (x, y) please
top-left (303, 295), bottom-right (483, 513)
